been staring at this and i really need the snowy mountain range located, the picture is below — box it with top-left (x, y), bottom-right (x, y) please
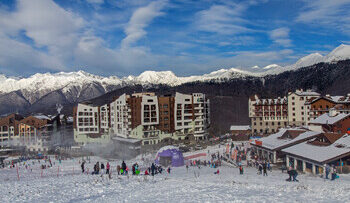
top-left (0, 44), bottom-right (349, 114)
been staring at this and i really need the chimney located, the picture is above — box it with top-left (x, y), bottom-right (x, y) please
top-left (328, 108), bottom-right (337, 117)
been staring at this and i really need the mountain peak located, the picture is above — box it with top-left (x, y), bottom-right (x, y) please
top-left (324, 44), bottom-right (350, 62)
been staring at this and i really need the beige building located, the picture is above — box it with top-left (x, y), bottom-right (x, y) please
top-left (249, 89), bottom-right (321, 135)
top-left (287, 89), bottom-right (320, 126)
top-left (249, 95), bottom-right (288, 135)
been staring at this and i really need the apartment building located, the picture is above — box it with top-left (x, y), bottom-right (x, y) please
top-left (308, 94), bottom-right (350, 120)
top-left (287, 90), bottom-right (320, 126)
top-left (74, 92), bottom-right (210, 145)
top-left (249, 95), bottom-right (288, 134)
top-left (0, 114), bottom-right (23, 150)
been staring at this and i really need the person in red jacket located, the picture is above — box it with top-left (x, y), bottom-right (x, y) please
top-left (106, 162), bottom-right (110, 174)
top-left (145, 170), bottom-right (149, 175)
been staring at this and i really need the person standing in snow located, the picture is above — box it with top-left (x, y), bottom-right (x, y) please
top-left (101, 163), bottom-right (105, 174)
top-left (121, 161), bottom-right (126, 175)
top-left (323, 164), bottom-right (330, 179)
top-left (106, 162), bottom-right (110, 174)
top-left (258, 163), bottom-right (263, 175)
top-left (331, 165), bottom-right (337, 181)
top-left (239, 165), bottom-right (244, 175)
top-left (151, 163), bottom-right (156, 176)
top-left (81, 161), bottom-right (85, 173)
top-left (167, 167), bottom-right (171, 174)
top-left (96, 162), bottom-right (100, 174)
top-left (117, 165), bottom-right (121, 175)
top-left (263, 162), bottom-right (268, 176)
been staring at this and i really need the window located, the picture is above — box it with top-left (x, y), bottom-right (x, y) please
top-left (163, 104), bottom-right (168, 109)
top-left (292, 97), bottom-right (295, 100)
top-left (293, 113), bottom-right (295, 116)
top-left (185, 99), bottom-right (190, 102)
top-left (292, 102), bottom-right (295, 105)
top-left (292, 107), bottom-right (295, 111)
top-left (147, 99), bottom-right (153, 102)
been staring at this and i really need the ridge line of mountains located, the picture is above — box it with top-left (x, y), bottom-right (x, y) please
top-left (1, 44), bottom-right (350, 135)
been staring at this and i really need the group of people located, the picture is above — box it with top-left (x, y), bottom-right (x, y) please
top-left (82, 160), bottom-right (173, 177)
top-left (83, 161), bottom-right (111, 175)
top-left (324, 164), bottom-right (339, 181)
top-left (257, 161), bottom-right (270, 176)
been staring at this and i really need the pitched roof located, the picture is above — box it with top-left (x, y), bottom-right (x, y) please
top-left (230, 125), bottom-right (251, 131)
top-left (252, 128), bottom-right (320, 150)
top-left (19, 116), bottom-right (48, 129)
top-left (282, 134), bottom-right (350, 164)
top-left (309, 113), bottom-right (349, 125)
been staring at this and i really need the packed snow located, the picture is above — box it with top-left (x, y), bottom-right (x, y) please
top-left (1, 144), bottom-right (350, 202)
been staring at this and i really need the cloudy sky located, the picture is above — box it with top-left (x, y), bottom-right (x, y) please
top-left (0, 0), bottom-right (349, 77)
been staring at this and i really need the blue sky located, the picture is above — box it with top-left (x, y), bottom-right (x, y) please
top-left (0, 0), bottom-right (349, 77)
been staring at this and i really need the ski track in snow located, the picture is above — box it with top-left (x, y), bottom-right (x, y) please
top-left (0, 156), bottom-right (349, 203)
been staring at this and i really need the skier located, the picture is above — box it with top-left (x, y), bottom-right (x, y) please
top-left (106, 162), bottom-right (110, 174)
top-left (81, 161), bottom-right (85, 173)
top-left (167, 167), bottom-right (171, 174)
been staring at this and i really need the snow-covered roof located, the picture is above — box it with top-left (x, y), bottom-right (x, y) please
top-left (230, 125), bottom-right (251, 131)
top-left (282, 134), bottom-right (350, 164)
top-left (157, 145), bottom-right (179, 154)
top-left (112, 136), bottom-right (141, 144)
top-left (252, 128), bottom-right (320, 150)
top-left (255, 97), bottom-right (287, 105)
top-left (294, 90), bottom-right (320, 96)
top-left (33, 115), bottom-right (51, 120)
top-left (309, 113), bottom-right (349, 125)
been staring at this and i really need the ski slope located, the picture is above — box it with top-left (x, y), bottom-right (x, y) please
top-left (0, 155), bottom-right (349, 202)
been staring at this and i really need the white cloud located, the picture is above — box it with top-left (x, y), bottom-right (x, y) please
top-left (195, 4), bottom-right (251, 35)
top-left (86, 0), bottom-right (104, 4)
top-left (269, 27), bottom-right (292, 47)
top-left (296, 0), bottom-right (350, 35)
top-left (121, 0), bottom-right (167, 48)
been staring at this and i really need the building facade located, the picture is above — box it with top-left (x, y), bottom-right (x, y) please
top-left (287, 90), bottom-right (320, 126)
top-left (74, 92), bottom-right (210, 145)
top-left (308, 94), bottom-right (350, 120)
top-left (249, 95), bottom-right (288, 134)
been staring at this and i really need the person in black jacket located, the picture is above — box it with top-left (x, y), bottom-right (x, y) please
top-left (151, 163), bottom-right (156, 176)
top-left (81, 161), bottom-right (85, 173)
top-left (121, 161), bottom-right (126, 175)
top-left (101, 163), bottom-right (105, 174)
top-left (263, 162), bottom-right (268, 176)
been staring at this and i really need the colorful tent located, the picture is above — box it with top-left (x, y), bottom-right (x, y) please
top-left (155, 146), bottom-right (184, 167)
